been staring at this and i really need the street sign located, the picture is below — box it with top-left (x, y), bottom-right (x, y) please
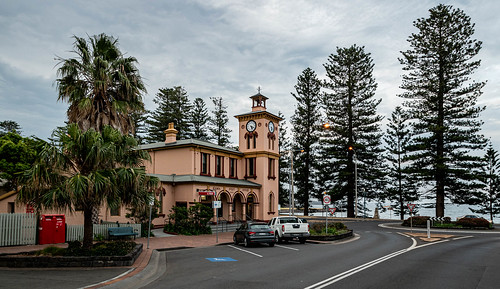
top-left (329, 207), bottom-right (337, 214)
top-left (323, 195), bottom-right (331, 205)
top-left (213, 201), bottom-right (222, 209)
top-left (407, 203), bottom-right (416, 213)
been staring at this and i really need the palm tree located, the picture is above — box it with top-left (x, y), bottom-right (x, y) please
top-left (17, 124), bottom-right (157, 249)
top-left (56, 33), bottom-right (146, 135)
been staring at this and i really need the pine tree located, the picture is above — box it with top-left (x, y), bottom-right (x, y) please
top-left (130, 111), bottom-right (147, 144)
top-left (383, 106), bottom-right (420, 220)
top-left (209, 97), bottom-right (231, 146)
top-left (470, 145), bottom-right (500, 223)
top-left (278, 111), bottom-right (291, 207)
top-left (191, 98), bottom-right (210, 141)
top-left (146, 86), bottom-right (192, 142)
top-left (320, 44), bottom-right (385, 218)
top-left (399, 4), bottom-right (486, 217)
top-left (291, 68), bottom-right (322, 216)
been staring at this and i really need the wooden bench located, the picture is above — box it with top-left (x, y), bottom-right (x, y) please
top-left (108, 227), bottom-right (139, 240)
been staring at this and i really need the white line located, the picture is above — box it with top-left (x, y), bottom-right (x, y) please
top-left (80, 268), bottom-right (135, 289)
top-left (453, 236), bottom-right (473, 241)
top-left (227, 245), bottom-right (263, 258)
top-left (305, 236), bottom-right (419, 289)
top-left (275, 245), bottom-right (300, 251)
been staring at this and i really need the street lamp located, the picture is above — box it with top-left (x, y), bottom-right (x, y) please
top-left (348, 146), bottom-right (358, 218)
top-left (281, 149), bottom-right (303, 216)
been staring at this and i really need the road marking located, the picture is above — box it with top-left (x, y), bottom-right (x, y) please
top-left (453, 235), bottom-right (473, 241)
top-left (79, 268), bottom-right (135, 289)
top-left (227, 245), bottom-right (263, 258)
top-left (306, 233), bottom-right (475, 289)
top-left (206, 257), bottom-right (237, 262)
top-left (275, 244), bottom-right (299, 251)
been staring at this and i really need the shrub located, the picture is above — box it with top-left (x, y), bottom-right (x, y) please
top-left (402, 216), bottom-right (430, 226)
top-left (164, 203), bottom-right (213, 235)
top-left (310, 222), bottom-right (347, 235)
top-left (456, 217), bottom-right (490, 228)
top-left (64, 240), bottom-right (136, 256)
top-left (35, 246), bottom-right (66, 256)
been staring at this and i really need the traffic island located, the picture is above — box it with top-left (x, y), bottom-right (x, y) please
top-left (0, 243), bottom-right (142, 268)
top-left (308, 230), bottom-right (354, 242)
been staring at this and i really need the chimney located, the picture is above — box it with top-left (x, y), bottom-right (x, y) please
top-left (164, 122), bottom-right (178, 144)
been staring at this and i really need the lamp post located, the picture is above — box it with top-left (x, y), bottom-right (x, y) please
top-left (281, 149), bottom-right (303, 216)
top-left (348, 146), bottom-right (358, 218)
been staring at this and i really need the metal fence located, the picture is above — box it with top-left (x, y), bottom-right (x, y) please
top-left (0, 213), bottom-right (142, 246)
top-left (0, 213), bottom-right (37, 246)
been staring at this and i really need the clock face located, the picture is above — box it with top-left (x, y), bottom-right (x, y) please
top-left (246, 120), bottom-right (257, 132)
top-left (268, 121), bottom-right (275, 133)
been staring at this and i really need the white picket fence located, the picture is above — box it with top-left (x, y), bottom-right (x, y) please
top-left (66, 223), bottom-right (142, 242)
top-left (0, 213), bottom-right (37, 246)
top-left (0, 213), bottom-right (142, 246)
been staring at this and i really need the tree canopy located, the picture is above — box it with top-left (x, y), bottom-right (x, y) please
top-left (17, 124), bottom-right (157, 249)
top-left (399, 4), bottom-right (486, 217)
top-left (56, 33), bottom-right (146, 135)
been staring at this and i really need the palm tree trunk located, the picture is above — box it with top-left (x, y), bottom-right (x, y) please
top-left (83, 206), bottom-right (94, 250)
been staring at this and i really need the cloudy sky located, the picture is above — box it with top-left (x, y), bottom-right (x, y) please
top-left (1, 0), bottom-right (499, 148)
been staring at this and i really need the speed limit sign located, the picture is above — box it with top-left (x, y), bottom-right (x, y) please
top-left (323, 195), bottom-right (331, 205)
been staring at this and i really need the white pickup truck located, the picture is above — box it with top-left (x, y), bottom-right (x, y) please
top-left (268, 216), bottom-right (310, 244)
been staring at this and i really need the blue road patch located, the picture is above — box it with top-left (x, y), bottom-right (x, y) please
top-left (206, 257), bottom-right (237, 262)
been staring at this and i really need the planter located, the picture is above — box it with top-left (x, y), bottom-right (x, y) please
top-left (0, 244), bottom-right (142, 268)
top-left (309, 230), bottom-right (353, 241)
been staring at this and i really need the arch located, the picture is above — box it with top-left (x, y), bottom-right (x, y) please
top-left (217, 190), bottom-right (231, 219)
top-left (233, 192), bottom-right (245, 222)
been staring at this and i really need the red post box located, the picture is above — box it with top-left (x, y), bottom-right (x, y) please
top-left (39, 214), bottom-right (66, 245)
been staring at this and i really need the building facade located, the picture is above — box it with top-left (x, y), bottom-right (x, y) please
top-left (0, 92), bottom-right (282, 227)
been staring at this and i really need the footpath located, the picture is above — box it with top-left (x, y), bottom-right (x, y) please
top-left (0, 229), bottom-right (235, 288)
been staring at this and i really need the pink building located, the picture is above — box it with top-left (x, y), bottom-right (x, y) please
top-left (0, 92), bottom-right (282, 226)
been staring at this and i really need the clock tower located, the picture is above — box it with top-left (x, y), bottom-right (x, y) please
top-left (235, 91), bottom-right (283, 220)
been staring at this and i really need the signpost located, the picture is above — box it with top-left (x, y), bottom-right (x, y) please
top-left (407, 203), bottom-right (416, 232)
top-left (323, 194), bottom-right (331, 234)
top-left (213, 200), bottom-right (221, 243)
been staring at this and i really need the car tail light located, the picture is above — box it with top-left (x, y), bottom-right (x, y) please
top-left (307, 224), bottom-right (310, 232)
top-left (270, 231), bottom-right (274, 235)
top-left (282, 225), bottom-right (285, 232)
top-left (248, 231), bottom-right (256, 235)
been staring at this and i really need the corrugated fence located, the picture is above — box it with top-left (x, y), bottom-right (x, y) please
top-left (0, 213), bottom-right (142, 246)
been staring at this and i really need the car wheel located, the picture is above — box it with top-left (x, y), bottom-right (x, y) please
top-left (233, 236), bottom-right (238, 245)
top-left (244, 237), bottom-right (250, 247)
top-left (269, 242), bottom-right (275, 247)
top-left (275, 232), bottom-right (281, 243)
top-left (299, 238), bottom-right (307, 244)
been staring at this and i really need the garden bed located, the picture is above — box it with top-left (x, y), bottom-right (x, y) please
top-left (0, 244), bottom-right (142, 268)
top-left (309, 230), bottom-right (353, 241)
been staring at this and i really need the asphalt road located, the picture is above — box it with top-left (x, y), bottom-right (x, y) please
top-left (2, 220), bottom-right (500, 289)
top-left (144, 220), bottom-right (500, 289)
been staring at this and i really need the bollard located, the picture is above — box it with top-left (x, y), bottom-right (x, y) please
top-left (427, 219), bottom-right (430, 239)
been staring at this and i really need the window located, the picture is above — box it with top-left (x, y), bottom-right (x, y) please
top-left (215, 155), bottom-right (224, 177)
top-left (8, 202), bottom-right (14, 213)
top-left (268, 158), bottom-right (276, 179)
top-left (229, 158), bottom-right (237, 178)
top-left (247, 135), bottom-right (251, 149)
top-left (110, 205), bottom-right (120, 216)
top-left (269, 192), bottom-right (275, 212)
top-left (201, 153), bottom-right (211, 176)
top-left (246, 157), bottom-right (256, 179)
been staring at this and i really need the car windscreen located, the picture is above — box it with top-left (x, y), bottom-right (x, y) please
top-left (280, 218), bottom-right (299, 223)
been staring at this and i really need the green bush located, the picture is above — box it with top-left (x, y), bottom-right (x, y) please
top-left (402, 216), bottom-right (430, 226)
top-left (164, 203), bottom-right (213, 235)
top-left (64, 240), bottom-right (136, 256)
top-left (35, 246), bottom-right (66, 256)
top-left (310, 222), bottom-right (347, 235)
top-left (456, 217), bottom-right (490, 228)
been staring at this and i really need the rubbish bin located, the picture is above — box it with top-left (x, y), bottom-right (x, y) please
top-left (39, 214), bottom-right (66, 244)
